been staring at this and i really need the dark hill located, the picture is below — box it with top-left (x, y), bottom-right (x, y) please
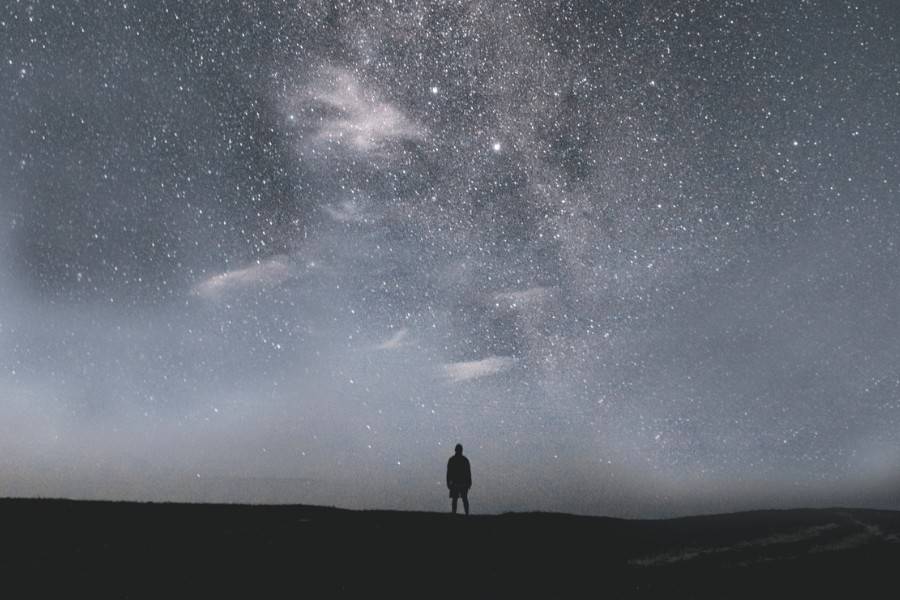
top-left (3, 498), bottom-right (899, 597)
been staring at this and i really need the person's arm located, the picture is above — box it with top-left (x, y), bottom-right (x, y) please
top-left (465, 459), bottom-right (472, 488)
top-left (446, 459), bottom-right (453, 488)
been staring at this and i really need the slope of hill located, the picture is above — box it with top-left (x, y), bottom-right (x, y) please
top-left (3, 498), bottom-right (898, 597)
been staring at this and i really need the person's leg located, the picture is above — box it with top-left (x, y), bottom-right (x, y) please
top-left (451, 496), bottom-right (458, 514)
top-left (462, 491), bottom-right (469, 515)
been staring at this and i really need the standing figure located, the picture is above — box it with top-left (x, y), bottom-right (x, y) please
top-left (446, 443), bottom-right (472, 515)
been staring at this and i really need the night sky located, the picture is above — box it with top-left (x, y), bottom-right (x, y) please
top-left (1, 1), bottom-right (899, 517)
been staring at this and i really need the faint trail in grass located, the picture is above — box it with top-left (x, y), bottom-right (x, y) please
top-left (630, 523), bottom-right (839, 566)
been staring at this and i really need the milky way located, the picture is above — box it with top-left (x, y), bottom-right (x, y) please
top-left (1, 1), bottom-right (899, 516)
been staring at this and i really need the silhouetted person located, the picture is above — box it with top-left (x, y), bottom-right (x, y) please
top-left (446, 443), bottom-right (472, 515)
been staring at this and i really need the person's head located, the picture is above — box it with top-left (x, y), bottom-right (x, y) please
top-left (454, 443), bottom-right (463, 455)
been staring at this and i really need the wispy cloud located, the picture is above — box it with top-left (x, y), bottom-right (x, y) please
top-left (492, 286), bottom-right (551, 309)
top-left (324, 199), bottom-right (369, 223)
top-left (191, 256), bottom-right (292, 300)
top-left (443, 356), bottom-right (516, 383)
top-left (303, 67), bottom-right (426, 155)
top-left (376, 328), bottom-right (411, 350)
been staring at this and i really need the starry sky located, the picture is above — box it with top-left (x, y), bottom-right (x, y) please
top-left (1, 1), bottom-right (899, 517)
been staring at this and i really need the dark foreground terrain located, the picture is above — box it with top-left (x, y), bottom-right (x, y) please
top-left (3, 498), bottom-right (900, 598)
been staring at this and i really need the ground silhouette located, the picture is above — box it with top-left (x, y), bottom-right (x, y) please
top-left (2, 498), bottom-right (899, 597)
